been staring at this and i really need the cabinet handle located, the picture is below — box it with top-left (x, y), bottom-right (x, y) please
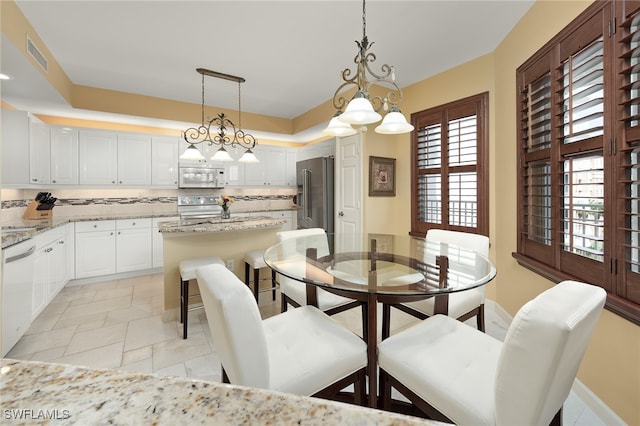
top-left (32, 178), bottom-right (37, 182)
top-left (58, 240), bottom-right (64, 245)
top-left (93, 225), bottom-right (98, 228)
top-left (112, 181), bottom-right (116, 184)
top-left (119, 181), bottom-right (123, 184)
top-left (132, 222), bottom-right (136, 226)
top-left (52, 180), bottom-right (57, 183)
top-left (110, 232), bottom-right (114, 236)
top-left (118, 231), bottom-right (121, 235)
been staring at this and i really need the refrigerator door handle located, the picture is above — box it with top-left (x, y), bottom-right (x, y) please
top-left (304, 169), bottom-right (312, 220)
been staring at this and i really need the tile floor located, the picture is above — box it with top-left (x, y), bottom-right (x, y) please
top-left (7, 273), bottom-right (612, 425)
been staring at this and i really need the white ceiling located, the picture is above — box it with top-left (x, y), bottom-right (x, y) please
top-left (1, 0), bottom-right (534, 138)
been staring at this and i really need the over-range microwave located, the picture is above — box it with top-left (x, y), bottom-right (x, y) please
top-left (178, 167), bottom-right (226, 188)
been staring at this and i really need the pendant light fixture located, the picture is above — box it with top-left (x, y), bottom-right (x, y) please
top-left (181, 68), bottom-right (259, 163)
top-left (323, 0), bottom-right (414, 137)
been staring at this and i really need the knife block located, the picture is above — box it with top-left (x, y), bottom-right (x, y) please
top-left (23, 201), bottom-right (53, 220)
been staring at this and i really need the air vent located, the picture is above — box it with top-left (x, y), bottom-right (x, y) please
top-left (26, 36), bottom-right (48, 72)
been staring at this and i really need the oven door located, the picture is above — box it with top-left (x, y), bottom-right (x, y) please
top-left (179, 167), bottom-right (225, 188)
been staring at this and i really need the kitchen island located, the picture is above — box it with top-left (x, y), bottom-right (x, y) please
top-left (0, 358), bottom-right (433, 425)
top-left (158, 215), bottom-right (286, 313)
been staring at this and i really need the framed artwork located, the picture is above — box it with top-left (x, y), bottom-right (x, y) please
top-left (369, 156), bottom-right (396, 196)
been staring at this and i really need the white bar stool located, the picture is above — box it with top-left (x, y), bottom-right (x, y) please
top-left (179, 256), bottom-right (224, 339)
top-left (244, 249), bottom-right (276, 303)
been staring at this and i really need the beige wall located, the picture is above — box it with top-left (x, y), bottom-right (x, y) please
top-left (361, 1), bottom-right (639, 423)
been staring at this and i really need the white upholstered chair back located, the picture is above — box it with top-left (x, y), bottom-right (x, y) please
top-left (276, 228), bottom-right (329, 257)
top-left (197, 263), bottom-right (270, 389)
top-left (426, 229), bottom-right (489, 257)
top-left (494, 280), bottom-right (606, 425)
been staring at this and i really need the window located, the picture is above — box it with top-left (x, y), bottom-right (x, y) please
top-left (410, 93), bottom-right (489, 237)
top-left (515, 0), bottom-right (640, 324)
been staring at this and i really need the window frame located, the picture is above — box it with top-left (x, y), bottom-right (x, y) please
top-left (514, 0), bottom-right (640, 325)
top-left (410, 92), bottom-right (489, 238)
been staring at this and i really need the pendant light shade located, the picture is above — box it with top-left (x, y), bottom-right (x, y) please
top-left (180, 144), bottom-right (205, 161)
top-left (239, 149), bottom-right (259, 163)
top-left (338, 91), bottom-right (382, 125)
top-left (323, 111), bottom-right (358, 137)
top-left (211, 147), bottom-right (233, 162)
top-left (374, 106), bottom-right (415, 134)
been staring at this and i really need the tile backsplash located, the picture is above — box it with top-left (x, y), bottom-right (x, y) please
top-left (0, 188), bottom-right (296, 223)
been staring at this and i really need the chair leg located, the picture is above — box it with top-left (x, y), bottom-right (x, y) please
top-left (253, 267), bottom-right (260, 303)
top-left (354, 368), bottom-right (367, 406)
top-left (183, 279), bottom-right (189, 339)
top-left (179, 278), bottom-right (185, 324)
top-left (244, 262), bottom-right (250, 288)
top-left (549, 407), bottom-right (563, 426)
top-left (271, 270), bottom-right (277, 301)
top-left (382, 303), bottom-right (391, 340)
top-left (222, 367), bottom-right (230, 384)
top-left (281, 293), bottom-right (288, 312)
top-left (379, 368), bottom-right (392, 410)
top-left (477, 303), bottom-right (486, 332)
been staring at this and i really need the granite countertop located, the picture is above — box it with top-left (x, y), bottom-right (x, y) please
top-left (158, 216), bottom-right (286, 235)
top-left (0, 359), bottom-right (434, 425)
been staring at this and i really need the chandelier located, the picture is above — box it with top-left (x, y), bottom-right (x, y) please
top-left (180, 68), bottom-right (258, 163)
top-left (323, 0), bottom-right (414, 137)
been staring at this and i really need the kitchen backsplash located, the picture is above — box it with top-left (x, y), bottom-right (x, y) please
top-left (0, 188), bottom-right (296, 223)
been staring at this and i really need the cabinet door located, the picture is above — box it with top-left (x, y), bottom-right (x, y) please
top-left (118, 134), bottom-right (152, 185)
top-left (151, 136), bottom-right (179, 186)
top-left (116, 228), bottom-right (152, 272)
top-left (79, 131), bottom-right (118, 185)
top-left (266, 147), bottom-right (287, 186)
top-left (47, 238), bottom-right (67, 300)
top-left (244, 146), bottom-right (267, 186)
top-left (224, 146), bottom-right (246, 186)
top-left (50, 127), bottom-right (79, 185)
top-left (1, 109), bottom-right (30, 186)
top-left (286, 149), bottom-right (297, 186)
top-left (75, 230), bottom-right (116, 278)
top-left (29, 118), bottom-right (50, 185)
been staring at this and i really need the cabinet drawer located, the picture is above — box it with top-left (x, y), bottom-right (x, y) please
top-left (116, 218), bottom-right (152, 230)
top-left (75, 220), bottom-right (116, 233)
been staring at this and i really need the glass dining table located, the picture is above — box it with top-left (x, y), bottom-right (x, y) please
top-left (264, 232), bottom-right (496, 408)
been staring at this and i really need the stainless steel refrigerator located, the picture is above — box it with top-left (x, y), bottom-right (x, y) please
top-left (296, 157), bottom-right (334, 234)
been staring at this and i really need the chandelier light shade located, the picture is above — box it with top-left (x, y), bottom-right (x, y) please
top-left (322, 110), bottom-right (358, 137)
top-left (375, 105), bottom-right (415, 134)
top-left (180, 68), bottom-right (259, 162)
top-left (323, 0), bottom-right (413, 136)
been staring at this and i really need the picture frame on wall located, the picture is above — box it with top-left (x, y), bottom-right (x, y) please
top-left (369, 156), bottom-right (396, 196)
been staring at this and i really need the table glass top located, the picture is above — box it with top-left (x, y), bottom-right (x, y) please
top-left (264, 233), bottom-right (496, 296)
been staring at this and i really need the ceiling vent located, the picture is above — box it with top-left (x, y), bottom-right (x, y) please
top-left (26, 36), bottom-right (48, 72)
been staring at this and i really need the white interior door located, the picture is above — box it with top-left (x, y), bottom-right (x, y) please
top-left (335, 131), bottom-right (363, 253)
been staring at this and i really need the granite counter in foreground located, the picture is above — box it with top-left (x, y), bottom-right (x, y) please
top-left (0, 359), bottom-right (435, 425)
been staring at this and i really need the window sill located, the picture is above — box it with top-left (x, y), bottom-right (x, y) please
top-left (512, 252), bottom-right (640, 326)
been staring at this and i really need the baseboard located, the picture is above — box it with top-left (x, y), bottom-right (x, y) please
top-left (67, 267), bottom-right (163, 286)
top-left (486, 299), bottom-right (627, 426)
top-left (571, 379), bottom-right (628, 426)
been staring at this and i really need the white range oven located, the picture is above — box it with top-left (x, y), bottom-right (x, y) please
top-left (178, 167), bottom-right (225, 189)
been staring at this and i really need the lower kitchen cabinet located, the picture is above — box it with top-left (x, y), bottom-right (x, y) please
top-left (116, 219), bottom-right (152, 272)
top-left (75, 221), bottom-right (117, 279)
top-left (32, 225), bottom-right (70, 320)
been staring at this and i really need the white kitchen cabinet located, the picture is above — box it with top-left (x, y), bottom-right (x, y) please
top-left (118, 134), bottom-right (152, 185)
top-left (271, 210), bottom-right (296, 230)
top-left (79, 131), bottom-right (119, 185)
top-left (116, 218), bottom-right (152, 272)
top-left (32, 226), bottom-right (68, 319)
top-left (29, 117), bottom-right (50, 185)
top-left (50, 127), bottom-right (79, 185)
top-left (244, 146), bottom-right (288, 186)
top-left (151, 136), bottom-right (179, 187)
top-left (223, 145), bottom-right (246, 186)
top-left (1, 109), bottom-right (30, 186)
top-left (286, 150), bottom-right (297, 186)
top-left (75, 220), bottom-right (117, 278)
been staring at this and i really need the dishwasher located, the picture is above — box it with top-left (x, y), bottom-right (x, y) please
top-left (2, 239), bottom-right (36, 356)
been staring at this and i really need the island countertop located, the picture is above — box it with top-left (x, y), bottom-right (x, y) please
top-left (0, 359), bottom-right (434, 425)
top-left (158, 216), bottom-right (286, 235)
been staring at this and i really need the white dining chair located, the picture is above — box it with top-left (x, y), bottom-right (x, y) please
top-left (275, 228), bottom-right (368, 334)
top-left (382, 229), bottom-right (490, 338)
top-left (196, 263), bottom-right (367, 401)
top-left (378, 280), bottom-right (606, 425)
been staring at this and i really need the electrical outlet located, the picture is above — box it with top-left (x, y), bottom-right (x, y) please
top-left (226, 259), bottom-right (235, 271)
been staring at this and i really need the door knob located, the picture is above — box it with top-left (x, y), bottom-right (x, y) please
top-left (338, 211), bottom-right (344, 217)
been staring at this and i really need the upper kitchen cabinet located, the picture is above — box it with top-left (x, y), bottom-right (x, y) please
top-left (50, 127), bottom-right (79, 185)
top-left (223, 145), bottom-right (246, 186)
top-left (1, 109), bottom-right (31, 186)
top-left (79, 131), bottom-right (118, 185)
top-left (117, 134), bottom-right (152, 185)
top-left (244, 145), bottom-right (289, 186)
top-left (79, 131), bottom-right (152, 186)
top-left (29, 118), bottom-right (51, 185)
top-left (151, 136), bottom-right (179, 187)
